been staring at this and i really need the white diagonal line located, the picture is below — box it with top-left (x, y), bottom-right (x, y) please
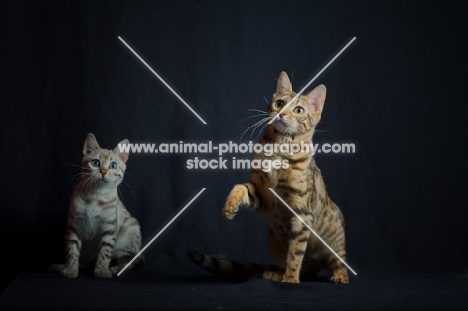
top-left (269, 37), bottom-right (356, 124)
top-left (117, 188), bottom-right (206, 276)
top-left (268, 188), bottom-right (357, 276)
top-left (118, 36), bottom-right (207, 125)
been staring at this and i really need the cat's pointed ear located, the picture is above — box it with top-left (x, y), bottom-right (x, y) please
top-left (83, 133), bottom-right (100, 155)
top-left (274, 71), bottom-right (292, 97)
top-left (113, 139), bottom-right (129, 162)
top-left (305, 84), bottom-right (327, 114)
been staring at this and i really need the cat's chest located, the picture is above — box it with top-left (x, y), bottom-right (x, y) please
top-left (265, 162), bottom-right (307, 193)
top-left (262, 151), bottom-right (310, 184)
top-left (72, 196), bottom-right (116, 240)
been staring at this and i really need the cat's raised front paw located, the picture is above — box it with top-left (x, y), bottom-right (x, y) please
top-left (222, 206), bottom-right (237, 220)
top-left (222, 185), bottom-right (249, 220)
top-left (60, 267), bottom-right (78, 279)
top-left (222, 200), bottom-right (239, 220)
top-left (94, 267), bottom-right (113, 278)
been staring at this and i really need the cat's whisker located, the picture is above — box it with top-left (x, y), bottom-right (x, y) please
top-left (69, 173), bottom-right (83, 184)
top-left (120, 172), bottom-right (131, 182)
top-left (237, 108), bottom-right (272, 139)
top-left (117, 187), bottom-right (124, 200)
top-left (68, 170), bottom-right (94, 184)
top-left (239, 116), bottom-right (272, 141)
top-left (66, 163), bottom-right (84, 169)
top-left (240, 120), bottom-right (265, 141)
top-left (256, 122), bottom-right (272, 139)
top-left (236, 113), bottom-right (270, 126)
top-left (82, 176), bottom-right (96, 192)
top-left (123, 172), bottom-right (135, 178)
top-left (250, 116), bottom-right (273, 140)
top-left (249, 116), bottom-right (273, 138)
top-left (120, 181), bottom-right (136, 199)
top-left (314, 122), bottom-right (332, 133)
top-left (120, 180), bottom-right (132, 189)
top-left (78, 175), bottom-right (89, 187)
top-left (247, 108), bottom-right (269, 114)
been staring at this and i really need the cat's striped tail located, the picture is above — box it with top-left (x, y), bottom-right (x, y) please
top-left (188, 250), bottom-right (277, 278)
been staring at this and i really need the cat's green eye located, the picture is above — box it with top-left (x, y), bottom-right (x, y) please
top-left (109, 162), bottom-right (117, 170)
top-left (293, 107), bottom-right (305, 114)
top-left (275, 100), bottom-right (284, 108)
top-left (91, 159), bottom-right (100, 167)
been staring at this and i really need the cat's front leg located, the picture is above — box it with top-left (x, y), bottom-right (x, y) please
top-left (61, 229), bottom-right (82, 278)
top-left (222, 182), bottom-right (260, 220)
top-left (282, 217), bottom-right (311, 284)
top-left (94, 227), bottom-right (117, 278)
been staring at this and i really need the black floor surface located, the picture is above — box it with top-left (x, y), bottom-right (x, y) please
top-left (0, 269), bottom-right (467, 310)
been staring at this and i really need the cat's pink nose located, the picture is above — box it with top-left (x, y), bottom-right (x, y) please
top-left (101, 170), bottom-right (108, 176)
top-left (280, 113), bottom-right (286, 118)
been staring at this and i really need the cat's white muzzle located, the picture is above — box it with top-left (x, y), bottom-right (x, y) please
top-left (272, 118), bottom-right (296, 134)
top-left (96, 175), bottom-right (117, 184)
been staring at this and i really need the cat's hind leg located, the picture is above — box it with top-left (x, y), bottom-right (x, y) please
top-left (324, 220), bottom-right (349, 283)
top-left (328, 261), bottom-right (349, 283)
top-left (110, 217), bottom-right (144, 274)
top-left (282, 217), bottom-right (311, 283)
top-left (325, 242), bottom-right (348, 283)
top-left (263, 226), bottom-right (287, 282)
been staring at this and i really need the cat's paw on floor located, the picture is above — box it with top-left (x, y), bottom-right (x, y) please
top-left (94, 268), bottom-right (113, 278)
top-left (263, 270), bottom-right (284, 281)
top-left (60, 267), bottom-right (78, 279)
top-left (282, 275), bottom-right (300, 284)
top-left (331, 269), bottom-right (349, 283)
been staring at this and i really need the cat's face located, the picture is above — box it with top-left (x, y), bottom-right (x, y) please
top-left (268, 72), bottom-right (326, 136)
top-left (81, 133), bottom-right (129, 187)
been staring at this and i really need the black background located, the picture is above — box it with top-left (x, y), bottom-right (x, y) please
top-left (1, 0), bottom-right (467, 297)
